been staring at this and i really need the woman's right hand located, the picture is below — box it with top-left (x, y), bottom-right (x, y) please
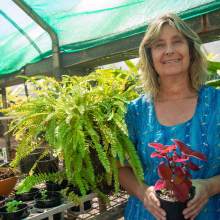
top-left (142, 186), bottom-right (166, 220)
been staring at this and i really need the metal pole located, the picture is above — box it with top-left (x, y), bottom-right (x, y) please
top-left (12, 0), bottom-right (63, 82)
top-left (1, 88), bottom-right (11, 160)
top-left (21, 69), bottom-right (28, 98)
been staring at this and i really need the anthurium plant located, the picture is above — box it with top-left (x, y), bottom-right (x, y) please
top-left (149, 139), bottom-right (208, 202)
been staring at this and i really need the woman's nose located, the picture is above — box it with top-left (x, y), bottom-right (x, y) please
top-left (165, 44), bottom-right (174, 55)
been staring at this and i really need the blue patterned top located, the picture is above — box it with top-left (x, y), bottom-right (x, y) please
top-left (124, 85), bottom-right (220, 220)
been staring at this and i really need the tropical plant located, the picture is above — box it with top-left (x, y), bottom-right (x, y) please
top-left (149, 139), bottom-right (208, 202)
top-left (2, 68), bottom-right (144, 202)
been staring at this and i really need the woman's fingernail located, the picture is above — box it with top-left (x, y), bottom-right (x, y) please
top-left (157, 203), bottom-right (160, 207)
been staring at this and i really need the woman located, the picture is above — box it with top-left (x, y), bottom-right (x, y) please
top-left (118, 13), bottom-right (220, 220)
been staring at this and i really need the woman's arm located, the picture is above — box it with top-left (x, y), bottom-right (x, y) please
top-left (118, 161), bottom-right (166, 220)
top-left (183, 175), bottom-right (220, 220)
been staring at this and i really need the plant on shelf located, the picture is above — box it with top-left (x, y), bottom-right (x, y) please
top-left (0, 164), bottom-right (20, 197)
top-left (0, 200), bottom-right (28, 219)
top-left (39, 190), bottom-right (47, 201)
top-left (149, 139), bottom-right (208, 202)
top-left (2, 64), bottom-right (144, 203)
top-left (5, 200), bottom-right (22, 212)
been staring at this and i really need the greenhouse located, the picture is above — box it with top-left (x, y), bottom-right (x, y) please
top-left (0, 0), bottom-right (220, 219)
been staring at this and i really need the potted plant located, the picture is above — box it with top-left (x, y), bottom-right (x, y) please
top-left (0, 200), bottom-right (28, 220)
top-left (0, 164), bottom-right (19, 197)
top-left (15, 187), bottom-right (39, 201)
top-left (149, 139), bottom-right (208, 220)
top-left (34, 189), bottom-right (62, 220)
top-left (2, 66), bottom-right (144, 204)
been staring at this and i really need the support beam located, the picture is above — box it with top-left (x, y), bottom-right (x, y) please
top-left (13, 0), bottom-right (63, 82)
top-left (0, 10), bottom-right (220, 88)
top-left (0, 88), bottom-right (11, 160)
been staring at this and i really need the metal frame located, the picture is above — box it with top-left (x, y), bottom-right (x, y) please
top-left (0, 10), bottom-right (220, 88)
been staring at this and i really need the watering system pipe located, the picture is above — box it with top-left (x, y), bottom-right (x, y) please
top-left (12, 0), bottom-right (62, 82)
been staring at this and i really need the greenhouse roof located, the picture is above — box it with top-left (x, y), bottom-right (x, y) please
top-left (0, 0), bottom-right (220, 87)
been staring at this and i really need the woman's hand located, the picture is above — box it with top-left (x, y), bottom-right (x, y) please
top-left (142, 186), bottom-right (166, 220)
top-left (183, 179), bottom-right (210, 220)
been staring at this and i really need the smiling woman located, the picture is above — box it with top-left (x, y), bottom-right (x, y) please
top-left (151, 24), bottom-right (191, 80)
top-left (118, 13), bottom-right (220, 220)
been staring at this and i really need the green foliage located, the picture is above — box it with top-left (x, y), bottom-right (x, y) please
top-left (39, 190), bottom-right (47, 201)
top-left (3, 64), bottom-right (144, 199)
top-left (61, 187), bottom-right (83, 206)
top-left (6, 200), bottom-right (22, 213)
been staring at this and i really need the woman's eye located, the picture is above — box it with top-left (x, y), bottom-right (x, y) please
top-left (156, 43), bottom-right (163, 48)
top-left (175, 40), bottom-right (181, 43)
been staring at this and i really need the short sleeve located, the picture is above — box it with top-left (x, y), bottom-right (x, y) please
top-left (125, 102), bottom-right (137, 149)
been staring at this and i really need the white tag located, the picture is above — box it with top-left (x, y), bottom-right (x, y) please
top-left (2, 148), bottom-right (7, 163)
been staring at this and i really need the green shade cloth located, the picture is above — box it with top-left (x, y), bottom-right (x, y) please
top-left (0, 0), bottom-right (220, 78)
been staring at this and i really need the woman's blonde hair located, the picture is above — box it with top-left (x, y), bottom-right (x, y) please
top-left (139, 13), bottom-right (209, 98)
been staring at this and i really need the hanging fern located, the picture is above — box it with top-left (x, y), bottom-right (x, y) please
top-left (1, 66), bottom-right (144, 200)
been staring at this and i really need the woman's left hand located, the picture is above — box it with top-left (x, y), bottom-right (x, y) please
top-left (182, 179), bottom-right (210, 220)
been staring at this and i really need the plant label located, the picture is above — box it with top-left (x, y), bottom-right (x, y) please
top-left (2, 148), bottom-right (7, 163)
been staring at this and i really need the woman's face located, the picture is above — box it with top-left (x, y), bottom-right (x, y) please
top-left (151, 24), bottom-right (191, 80)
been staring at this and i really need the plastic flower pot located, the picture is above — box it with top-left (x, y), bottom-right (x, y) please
top-left (34, 157), bottom-right (58, 175)
top-left (46, 179), bottom-right (68, 191)
top-left (0, 196), bottom-right (6, 208)
top-left (155, 187), bottom-right (195, 220)
top-left (0, 203), bottom-right (28, 220)
top-left (19, 149), bottom-right (42, 174)
top-left (34, 191), bottom-right (61, 209)
top-left (15, 187), bottom-right (39, 202)
top-left (34, 191), bottom-right (62, 220)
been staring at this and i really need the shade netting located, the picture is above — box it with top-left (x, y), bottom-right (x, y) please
top-left (0, 0), bottom-right (220, 78)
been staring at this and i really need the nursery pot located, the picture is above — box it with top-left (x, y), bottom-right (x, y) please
top-left (0, 203), bottom-right (28, 220)
top-left (19, 149), bottom-right (42, 174)
top-left (15, 187), bottom-right (39, 201)
top-left (0, 168), bottom-right (18, 197)
top-left (46, 179), bottom-right (68, 191)
top-left (155, 187), bottom-right (195, 220)
top-left (34, 157), bottom-right (58, 175)
top-left (34, 191), bottom-right (61, 209)
top-left (34, 191), bottom-right (62, 220)
top-left (0, 196), bottom-right (6, 208)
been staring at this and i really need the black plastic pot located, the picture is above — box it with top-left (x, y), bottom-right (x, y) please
top-left (34, 191), bottom-right (62, 220)
top-left (34, 157), bottom-right (58, 175)
top-left (0, 196), bottom-right (6, 208)
top-left (0, 203), bottom-right (28, 220)
top-left (34, 191), bottom-right (61, 208)
top-left (46, 180), bottom-right (68, 191)
top-left (19, 149), bottom-right (42, 174)
top-left (155, 187), bottom-right (195, 220)
top-left (15, 187), bottom-right (39, 201)
top-left (67, 188), bottom-right (92, 212)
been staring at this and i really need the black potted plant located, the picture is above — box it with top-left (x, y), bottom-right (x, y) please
top-left (34, 189), bottom-right (62, 220)
top-left (149, 139), bottom-right (208, 220)
top-left (15, 187), bottom-right (39, 202)
top-left (0, 200), bottom-right (28, 220)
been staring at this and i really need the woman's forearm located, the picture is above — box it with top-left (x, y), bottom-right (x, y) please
top-left (118, 166), bottom-right (149, 203)
top-left (205, 174), bottom-right (220, 197)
